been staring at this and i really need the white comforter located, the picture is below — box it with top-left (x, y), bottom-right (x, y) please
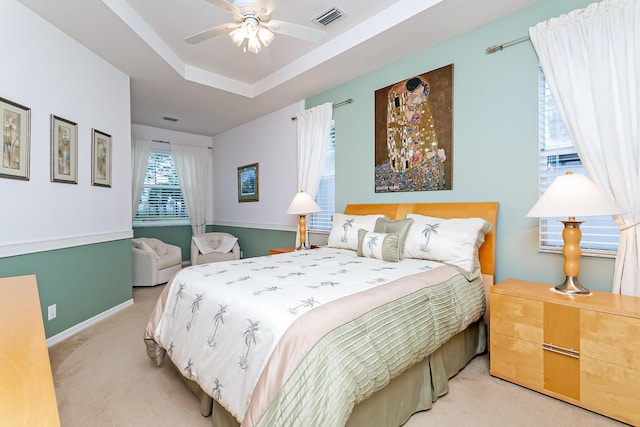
top-left (151, 247), bottom-right (452, 422)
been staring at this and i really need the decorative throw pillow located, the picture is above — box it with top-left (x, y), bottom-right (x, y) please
top-left (212, 236), bottom-right (238, 254)
top-left (374, 217), bottom-right (414, 260)
top-left (140, 241), bottom-right (160, 258)
top-left (192, 235), bottom-right (215, 255)
top-left (403, 214), bottom-right (492, 280)
top-left (327, 214), bottom-right (387, 251)
top-left (357, 229), bottom-right (400, 262)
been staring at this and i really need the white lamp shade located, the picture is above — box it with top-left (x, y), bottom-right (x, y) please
top-left (527, 173), bottom-right (623, 218)
top-left (286, 190), bottom-right (321, 215)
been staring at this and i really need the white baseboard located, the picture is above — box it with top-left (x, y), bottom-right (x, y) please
top-left (46, 298), bottom-right (134, 347)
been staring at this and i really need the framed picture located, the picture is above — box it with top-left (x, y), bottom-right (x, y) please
top-left (1, 96), bottom-right (31, 180)
top-left (91, 129), bottom-right (112, 187)
top-left (50, 115), bottom-right (78, 184)
top-left (374, 64), bottom-right (454, 193)
top-left (237, 163), bottom-right (259, 202)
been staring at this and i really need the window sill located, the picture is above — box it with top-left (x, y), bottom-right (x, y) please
top-left (133, 221), bottom-right (190, 228)
top-left (539, 247), bottom-right (617, 259)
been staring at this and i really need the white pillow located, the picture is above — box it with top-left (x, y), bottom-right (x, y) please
top-left (404, 214), bottom-right (492, 280)
top-left (327, 214), bottom-right (387, 251)
top-left (192, 235), bottom-right (215, 255)
top-left (140, 241), bottom-right (160, 258)
top-left (357, 230), bottom-right (400, 262)
top-left (213, 235), bottom-right (238, 254)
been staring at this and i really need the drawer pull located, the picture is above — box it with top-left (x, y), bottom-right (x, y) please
top-left (543, 343), bottom-right (579, 359)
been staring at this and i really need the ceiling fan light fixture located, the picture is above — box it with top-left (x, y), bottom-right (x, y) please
top-left (257, 26), bottom-right (274, 47)
top-left (247, 35), bottom-right (262, 53)
top-left (229, 26), bottom-right (247, 47)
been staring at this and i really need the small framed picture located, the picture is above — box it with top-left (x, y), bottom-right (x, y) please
top-left (237, 163), bottom-right (259, 202)
top-left (1, 96), bottom-right (31, 180)
top-left (91, 129), bottom-right (112, 187)
top-left (50, 115), bottom-right (78, 184)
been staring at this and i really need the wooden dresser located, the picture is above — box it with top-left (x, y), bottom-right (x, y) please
top-left (490, 279), bottom-right (640, 425)
top-left (0, 275), bottom-right (60, 426)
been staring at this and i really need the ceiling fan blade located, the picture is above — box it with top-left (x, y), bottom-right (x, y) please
top-left (205, 0), bottom-right (244, 21)
top-left (254, 0), bottom-right (276, 21)
top-left (266, 20), bottom-right (327, 44)
top-left (185, 23), bottom-right (240, 44)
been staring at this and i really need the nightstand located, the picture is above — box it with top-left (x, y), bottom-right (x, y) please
top-left (490, 279), bottom-right (640, 425)
top-left (269, 246), bottom-right (296, 255)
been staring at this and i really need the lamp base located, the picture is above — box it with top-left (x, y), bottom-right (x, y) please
top-left (552, 276), bottom-right (591, 296)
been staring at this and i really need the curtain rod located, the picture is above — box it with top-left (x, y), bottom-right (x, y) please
top-left (290, 98), bottom-right (353, 121)
top-left (485, 36), bottom-right (530, 54)
top-left (152, 139), bottom-right (212, 149)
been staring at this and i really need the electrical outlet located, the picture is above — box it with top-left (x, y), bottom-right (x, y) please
top-left (48, 304), bottom-right (57, 320)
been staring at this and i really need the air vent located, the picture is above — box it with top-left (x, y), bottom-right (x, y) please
top-left (313, 7), bottom-right (344, 26)
top-left (162, 116), bottom-right (179, 122)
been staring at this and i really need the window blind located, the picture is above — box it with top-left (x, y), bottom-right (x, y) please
top-left (134, 152), bottom-right (189, 223)
top-left (537, 69), bottom-right (619, 256)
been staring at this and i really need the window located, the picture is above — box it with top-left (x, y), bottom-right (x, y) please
top-left (538, 69), bottom-right (619, 256)
top-left (134, 152), bottom-right (189, 224)
top-left (308, 121), bottom-right (335, 232)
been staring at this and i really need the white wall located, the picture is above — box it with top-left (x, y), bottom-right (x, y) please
top-left (212, 101), bottom-right (303, 231)
top-left (0, 0), bottom-right (131, 257)
top-left (131, 123), bottom-right (214, 224)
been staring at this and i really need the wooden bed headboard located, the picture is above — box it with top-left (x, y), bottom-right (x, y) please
top-left (343, 202), bottom-right (498, 276)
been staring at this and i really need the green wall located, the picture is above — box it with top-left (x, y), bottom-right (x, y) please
top-left (0, 240), bottom-right (132, 338)
top-left (209, 226), bottom-right (295, 258)
top-left (306, 0), bottom-right (616, 292)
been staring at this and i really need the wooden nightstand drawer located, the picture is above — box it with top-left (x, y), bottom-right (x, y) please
top-left (581, 357), bottom-right (640, 425)
top-left (581, 310), bottom-right (640, 369)
top-left (490, 332), bottom-right (543, 390)
top-left (490, 293), bottom-right (543, 341)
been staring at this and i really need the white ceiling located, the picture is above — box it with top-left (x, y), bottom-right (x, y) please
top-left (18, 0), bottom-right (542, 137)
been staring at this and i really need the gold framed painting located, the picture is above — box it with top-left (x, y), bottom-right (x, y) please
top-left (91, 129), bottom-right (111, 187)
top-left (237, 163), bottom-right (259, 202)
top-left (374, 64), bottom-right (454, 193)
top-left (1, 96), bottom-right (31, 180)
top-left (50, 115), bottom-right (78, 184)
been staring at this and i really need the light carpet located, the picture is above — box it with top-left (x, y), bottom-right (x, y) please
top-left (48, 285), bottom-right (627, 426)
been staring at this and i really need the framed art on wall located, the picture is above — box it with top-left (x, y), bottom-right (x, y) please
top-left (91, 128), bottom-right (111, 187)
top-left (374, 64), bottom-right (454, 193)
top-left (1, 96), bottom-right (31, 180)
top-left (50, 115), bottom-right (78, 184)
top-left (237, 163), bottom-right (259, 202)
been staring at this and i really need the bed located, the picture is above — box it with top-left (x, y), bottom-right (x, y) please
top-left (144, 202), bottom-right (498, 427)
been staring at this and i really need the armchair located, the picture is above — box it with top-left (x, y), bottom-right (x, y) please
top-left (191, 232), bottom-right (240, 266)
top-left (132, 238), bottom-right (182, 287)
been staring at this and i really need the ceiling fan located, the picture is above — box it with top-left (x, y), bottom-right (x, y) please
top-left (185, 0), bottom-right (327, 53)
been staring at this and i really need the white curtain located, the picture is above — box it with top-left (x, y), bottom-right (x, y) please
top-left (171, 143), bottom-right (211, 236)
top-left (294, 102), bottom-right (333, 246)
top-left (131, 136), bottom-right (152, 220)
top-left (529, 0), bottom-right (640, 296)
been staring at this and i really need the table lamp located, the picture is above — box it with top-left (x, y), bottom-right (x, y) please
top-left (526, 172), bottom-right (622, 295)
top-left (286, 190), bottom-right (321, 250)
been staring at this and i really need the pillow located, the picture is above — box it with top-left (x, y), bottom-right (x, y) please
top-left (192, 235), bottom-right (215, 255)
top-left (327, 214), bottom-right (387, 251)
top-left (212, 235), bottom-right (238, 254)
top-left (357, 229), bottom-right (400, 262)
top-left (131, 239), bottom-right (160, 258)
top-left (374, 217), bottom-right (414, 260)
top-left (403, 214), bottom-right (492, 280)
